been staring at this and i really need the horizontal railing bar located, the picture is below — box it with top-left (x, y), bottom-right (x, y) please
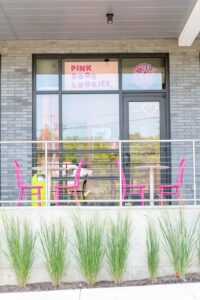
top-left (33, 149), bottom-right (119, 154)
top-left (0, 199), bottom-right (197, 204)
top-left (1, 139), bottom-right (200, 144)
top-left (51, 176), bottom-right (119, 180)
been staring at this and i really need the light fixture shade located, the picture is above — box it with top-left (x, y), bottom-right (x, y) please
top-left (106, 13), bottom-right (113, 24)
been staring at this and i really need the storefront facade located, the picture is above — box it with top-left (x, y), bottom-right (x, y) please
top-left (0, 39), bottom-right (199, 203)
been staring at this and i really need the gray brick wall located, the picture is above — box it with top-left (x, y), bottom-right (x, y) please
top-left (0, 39), bottom-right (199, 202)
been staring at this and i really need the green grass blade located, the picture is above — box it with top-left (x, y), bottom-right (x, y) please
top-left (40, 220), bottom-right (68, 287)
top-left (159, 210), bottom-right (199, 279)
top-left (73, 217), bottom-right (104, 285)
top-left (3, 216), bottom-right (36, 288)
top-left (146, 219), bottom-right (159, 281)
top-left (106, 216), bottom-right (131, 284)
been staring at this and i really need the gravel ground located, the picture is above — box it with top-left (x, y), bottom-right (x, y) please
top-left (1, 273), bottom-right (200, 293)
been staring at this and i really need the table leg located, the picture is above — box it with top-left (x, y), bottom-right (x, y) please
top-left (46, 170), bottom-right (51, 206)
top-left (149, 168), bottom-right (155, 206)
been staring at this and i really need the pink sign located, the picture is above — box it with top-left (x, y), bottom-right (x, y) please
top-left (132, 63), bottom-right (161, 89)
top-left (64, 61), bottom-right (118, 91)
top-left (133, 63), bottom-right (156, 74)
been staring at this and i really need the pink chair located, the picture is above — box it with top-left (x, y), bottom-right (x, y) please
top-left (158, 158), bottom-right (186, 205)
top-left (116, 159), bottom-right (146, 205)
top-left (55, 160), bottom-right (83, 206)
top-left (13, 160), bottom-right (43, 207)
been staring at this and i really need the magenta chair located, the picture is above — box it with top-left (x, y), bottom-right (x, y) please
top-left (158, 158), bottom-right (186, 205)
top-left (13, 160), bottom-right (43, 207)
top-left (116, 159), bottom-right (146, 205)
top-left (55, 160), bottom-right (83, 206)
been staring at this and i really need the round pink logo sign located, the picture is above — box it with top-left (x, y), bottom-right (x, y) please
top-left (133, 63), bottom-right (158, 89)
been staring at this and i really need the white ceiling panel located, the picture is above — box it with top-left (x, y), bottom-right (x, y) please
top-left (14, 24), bottom-right (180, 32)
top-left (18, 32), bottom-right (178, 40)
top-left (0, 0), bottom-right (196, 8)
top-left (9, 15), bottom-right (186, 23)
top-left (1, 8), bottom-right (192, 17)
top-left (0, 0), bottom-right (197, 40)
top-left (10, 21), bottom-right (181, 28)
top-left (0, 33), bottom-right (17, 39)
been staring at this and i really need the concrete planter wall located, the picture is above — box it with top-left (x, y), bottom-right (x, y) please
top-left (0, 206), bottom-right (199, 286)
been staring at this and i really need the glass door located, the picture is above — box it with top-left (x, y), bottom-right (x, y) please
top-left (123, 94), bottom-right (166, 140)
top-left (123, 94), bottom-right (169, 202)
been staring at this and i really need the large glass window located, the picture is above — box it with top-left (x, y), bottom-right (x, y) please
top-left (62, 94), bottom-right (119, 141)
top-left (35, 56), bottom-right (167, 143)
top-left (35, 57), bottom-right (120, 142)
top-left (36, 94), bottom-right (59, 141)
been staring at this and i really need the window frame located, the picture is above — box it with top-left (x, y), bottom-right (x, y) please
top-left (32, 53), bottom-right (170, 141)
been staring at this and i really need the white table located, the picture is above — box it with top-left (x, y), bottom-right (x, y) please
top-left (134, 165), bottom-right (169, 206)
top-left (32, 164), bottom-right (91, 204)
top-left (32, 165), bottom-right (67, 205)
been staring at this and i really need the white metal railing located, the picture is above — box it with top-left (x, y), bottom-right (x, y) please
top-left (0, 139), bottom-right (199, 206)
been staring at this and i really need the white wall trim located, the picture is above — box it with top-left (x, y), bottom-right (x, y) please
top-left (178, 0), bottom-right (200, 46)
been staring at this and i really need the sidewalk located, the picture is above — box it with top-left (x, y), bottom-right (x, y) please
top-left (0, 282), bottom-right (199, 300)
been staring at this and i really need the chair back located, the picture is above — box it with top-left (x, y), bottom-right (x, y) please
top-left (116, 159), bottom-right (126, 200)
top-left (13, 160), bottom-right (24, 188)
top-left (74, 160), bottom-right (83, 189)
top-left (176, 158), bottom-right (186, 189)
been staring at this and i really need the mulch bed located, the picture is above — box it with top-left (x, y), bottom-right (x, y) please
top-left (1, 273), bottom-right (200, 293)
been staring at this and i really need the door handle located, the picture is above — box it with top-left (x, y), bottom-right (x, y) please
top-left (124, 152), bottom-right (130, 166)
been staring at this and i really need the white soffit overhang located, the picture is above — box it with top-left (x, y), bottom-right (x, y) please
top-left (0, 0), bottom-right (198, 41)
top-left (179, 0), bottom-right (200, 46)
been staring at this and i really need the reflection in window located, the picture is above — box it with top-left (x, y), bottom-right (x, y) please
top-left (129, 102), bottom-right (160, 140)
top-left (62, 59), bottom-right (118, 91)
top-left (36, 94), bottom-right (59, 141)
top-left (36, 59), bottom-right (59, 91)
top-left (122, 58), bottom-right (165, 90)
top-left (62, 94), bottom-right (119, 140)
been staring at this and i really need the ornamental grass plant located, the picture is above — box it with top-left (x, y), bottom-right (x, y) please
top-left (3, 216), bottom-right (36, 288)
top-left (40, 221), bottom-right (68, 287)
top-left (106, 216), bottom-right (131, 284)
top-left (73, 217), bottom-right (104, 285)
top-left (159, 210), bottom-right (199, 280)
top-left (146, 219), bottom-right (159, 281)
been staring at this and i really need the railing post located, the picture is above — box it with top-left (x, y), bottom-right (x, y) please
top-left (119, 141), bottom-right (123, 206)
top-left (193, 140), bottom-right (197, 206)
top-left (45, 141), bottom-right (49, 206)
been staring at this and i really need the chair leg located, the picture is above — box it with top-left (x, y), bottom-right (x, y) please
top-left (17, 191), bottom-right (22, 206)
top-left (140, 189), bottom-right (145, 206)
top-left (55, 188), bottom-right (60, 206)
top-left (122, 189), bottom-right (126, 201)
top-left (74, 189), bottom-right (80, 206)
top-left (176, 189), bottom-right (184, 205)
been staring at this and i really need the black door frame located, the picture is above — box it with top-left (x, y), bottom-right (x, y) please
top-left (122, 93), bottom-right (171, 199)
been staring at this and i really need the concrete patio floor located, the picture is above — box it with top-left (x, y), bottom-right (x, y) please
top-left (0, 282), bottom-right (200, 300)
